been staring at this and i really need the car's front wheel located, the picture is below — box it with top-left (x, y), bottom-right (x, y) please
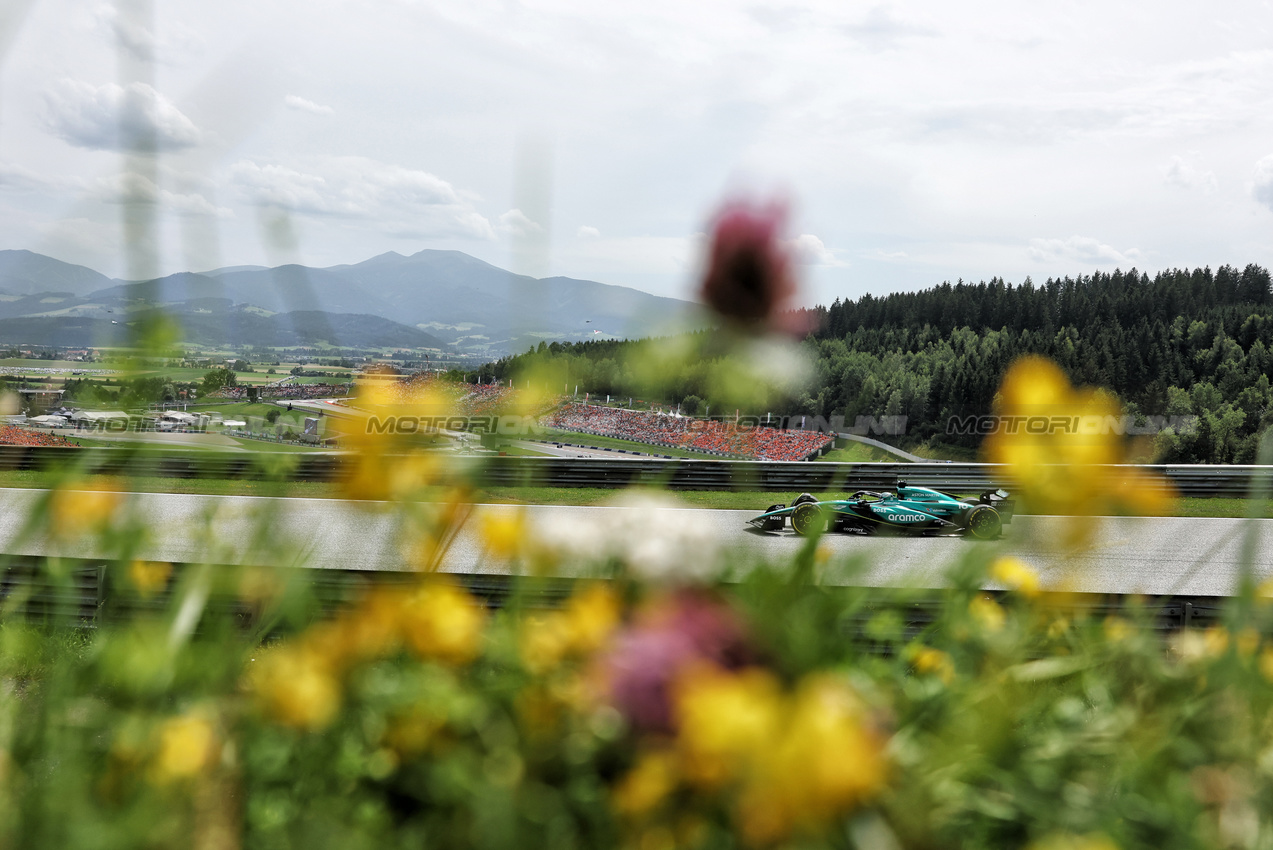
top-left (966, 505), bottom-right (1002, 540)
top-left (791, 503), bottom-right (826, 536)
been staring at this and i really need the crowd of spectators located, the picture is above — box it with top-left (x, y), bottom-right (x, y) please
top-left (542, 403), bottom-right (833, 461)
top-left (354, 374), bottom-right (524, 416)
top-left (0, 426), bottom-right (80, 448)
top-left (209, 383), bottom-right (352, 401)
top-left (332, 374), bottom-right (834, 460)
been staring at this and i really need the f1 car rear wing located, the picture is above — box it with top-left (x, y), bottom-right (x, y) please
top-left (979, 488), bottom-right (1015, 522)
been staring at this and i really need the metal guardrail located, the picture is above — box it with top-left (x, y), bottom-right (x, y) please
top-left (0, 556), bottom-right (578, 629)
top-left (0, 555), bottom-right (1230, 635)
top-left (0, 445), bottom-right (1271, 497)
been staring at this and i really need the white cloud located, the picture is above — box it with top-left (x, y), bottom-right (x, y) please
top-left (0, 162), bottom-right (63, 193)
top-left (786, 233), bottom-right (847, 267)
top-left (1028, 236), bottom-right (1142, 267)
top-left (872, 249), bottom-right (909, 261)
top-left (1254, 154), bottom-right (1273, 213)
top-left (844, 4), bottom-right (939, 50)
top-left (96, 3), bottom-right (157, 60)
top-left (1165, 154), bottom-right (1217, 194)
top-left (284, 95), bottom-right (334, 116)
top-left (92, 3), bottom-right (202, 63)
top-left (6, 1), bottom-right (1273, 301)
top-left (43, 80), bottom-right (201, 152)
top-left (92, 171), bottom-right (232, 218)
top-left (497, 208), bottom-right (543, 237)
top-left (229, 157), bottom-right (494, 239)
top-left (576, 225), bottom-right (601, 239)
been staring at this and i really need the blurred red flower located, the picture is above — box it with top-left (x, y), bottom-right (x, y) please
top-left (700, 199), bottom-right (805, 335)
top-left (600, 589), bottom-right (755, 733)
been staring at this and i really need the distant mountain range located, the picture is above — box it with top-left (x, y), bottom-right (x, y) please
top-left (0, 249), bottom-right (701, 352)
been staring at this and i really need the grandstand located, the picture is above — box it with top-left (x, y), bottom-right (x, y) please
top-left (209, 383), bottom-right (352, 401)
top-left (353, 373), bottom-right (523, 416)
top-left (542, 403), bottom-right (832, 461)
top-left (0, 425), bottom-right (80, 448)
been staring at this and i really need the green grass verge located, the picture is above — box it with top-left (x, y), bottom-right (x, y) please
top-left (187, 402), bottom-right (282, 419)
top-left (227, 437), bottom-right (328, 453)
top-left (61, 435), bottom-right (114, 448)
top-left (0, 469), bottom-right (335, 498)
top-left (489, 444), bottom-right (553, 457)
top-left (817, 443), bottom-right (899, 463)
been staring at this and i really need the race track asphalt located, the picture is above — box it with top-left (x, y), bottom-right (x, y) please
top-left (0, 487), bottom-right (1269, 596)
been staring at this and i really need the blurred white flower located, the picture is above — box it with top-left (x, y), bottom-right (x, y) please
top-left (603, 493), bottom-right (722, 583)
top-left (525, 493), bottom-right (721, 583)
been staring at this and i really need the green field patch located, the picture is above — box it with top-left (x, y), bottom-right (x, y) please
top-left (188, 401), bottom-right (282, 420)
top-left (228, 437), bottom-right (328, 453)
top-left (817, 442), bottom-right (900, 463)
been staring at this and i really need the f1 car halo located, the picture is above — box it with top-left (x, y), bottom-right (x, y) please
top-left (748, 482), bottom-right (1014, 539)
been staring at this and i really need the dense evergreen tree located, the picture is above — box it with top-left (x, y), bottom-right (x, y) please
top-left (482, 265), bottom-right (1273, 462)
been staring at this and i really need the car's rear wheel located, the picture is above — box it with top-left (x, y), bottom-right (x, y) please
top-left (966, 505), bottom-right (1002, 540)
top-left (791, 503), bottom-right (825, 536)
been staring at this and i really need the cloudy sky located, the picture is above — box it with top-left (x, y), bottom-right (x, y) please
top-left (1, 0), bottom-right (1272, 307)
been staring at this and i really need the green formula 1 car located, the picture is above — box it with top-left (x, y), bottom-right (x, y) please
top-left (748, 482), bottom-right (1013, 539)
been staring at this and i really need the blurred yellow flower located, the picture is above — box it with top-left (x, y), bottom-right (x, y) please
top-left (1028, 833), bottom-right (1120, 850)
top-left (738, 675), bottom-right (887, 845)
top-left (128, 560), bottom-right (172, 597)
top-left (399, 580), bottom-right (485, 665)
top-left (238, 566), bottom-right (286, 606)
top-left (983, 356), bottom-right (1176, 548)
top-left (909, 646), bottom-right (955, 684)
top-left (305, 587), bottom-right (406, 670)
top-left (563, 583), bottom-right (622, 653)
top-left (674, 665), bottom-right (782, 789)
top-left (384, 703), bottom-right (445, 758)
top-left (1204, 626), bottom-right (1230, 657)
top-left (514, 685), bottom-right (563, 737)
top-left (520, 583), bottom-right (621, 674)
top-left (1173, 627), bottom-right (1229, 664)
top-left (249, 645), bottom-right (342, 731)
top-left (969, 595), bottom-right (1006, 633)
top-left (480, 509), bottom-right (525, 560)
top-left (150, 714), bottom-right (217, 784)
top-left (340, 380), bottom-right (451, 502)
top-left (613, 749), bottom-right (679, 817)
top-left (990, 556), bottom-right (1040, 598)
top-left (1259, 647), bottom-right (1273, 682)
top-left (1103, 617), bottom-right (1133, 643)
top-left (520, 613), bottom-right (574, 675)
top-left (1236, 627), bottom-right (1260, 658)
top-left (49, 483), bottom-right (123, 539)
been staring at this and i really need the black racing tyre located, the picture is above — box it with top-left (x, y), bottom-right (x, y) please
top-left (966, 505), bottom-right (1002, 540)
top-left (792, 493), bottom-right (819, 507)
top-left (791, 503), bottom-right (826, 536)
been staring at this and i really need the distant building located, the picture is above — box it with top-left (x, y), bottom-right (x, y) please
top-left (70, 410), bottom-right (130, 430)
top-left (16, 388), bottom-right (65, 415)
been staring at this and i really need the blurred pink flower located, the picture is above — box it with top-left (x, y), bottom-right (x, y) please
top-left (700, 199), bottom-right (806, 335)
top-left (600, 590), bottom-right (755, 732)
